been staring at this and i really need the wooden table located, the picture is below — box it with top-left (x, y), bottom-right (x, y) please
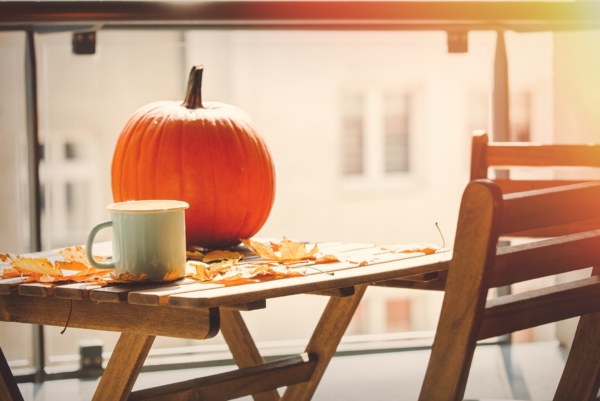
top-left (0, 241), bottom-right (450, 401)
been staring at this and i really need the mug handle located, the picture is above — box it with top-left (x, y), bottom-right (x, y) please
top-left (86, 221), bottom-right (116, 269)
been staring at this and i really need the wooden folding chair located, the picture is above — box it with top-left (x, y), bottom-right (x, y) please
top-left (419, 180), bottom-right (600, 401)
top-left (471, 131), bottom-right (600, 237)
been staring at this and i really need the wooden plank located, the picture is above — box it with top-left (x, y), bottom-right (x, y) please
top-left (555, 308), bottom-right (600, 400)
top-left (0, 292), bottom-right (219, 340)
top-left (221, 300), bottom-right (266, 311)
top-left (478, 276), bottom-right (600, 341)
top-left (93, 332), bottom-right (155, 401)
top-left (494, 178), bottom-right (593, 194)
top-left (18, 283), bottom-right (54, 297)
top-left (374, 270), bottom-right (447, 291)
top-left (0, 347), bottom-right (23, 401)
top-left (89, 278), bottom-right (197, 303)
top-left (168, 252), bottom-right (451, 309)
top-left (129, 353), bottom-right (316, 401)
top-left (500, 182), bottom-right (600, 235)
top-left (470, 131), bottom-right (488, 180)
top-left (395, 271), bottom-right (440, 282)
top-left (505, 218), bottom-right (600, 239)
top-left (486, 143), bottom-right (600, 168)
top-left (54, 283), bottom-right (104, 300)
top-left (490, 229), bottom-right (600, 288)
top-left (307, 286), bottom-right (355, 297)
top-left (419, 180), bottom-right (502, 401)
top-left (0, 277), bottom-right (30, 295)
top-left (282, 284), bottom-right (367, 401)
top-left (127, 282), bottom-right (224, 306)
top-left (221, 310), bottom-right (280, 401)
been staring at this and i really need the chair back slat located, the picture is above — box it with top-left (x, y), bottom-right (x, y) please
top-left (478, 276), bottom-right (600, 341)
top-left (490, 230), bottom-right (600, 288)
top-left (494, 178), bottom-right (592, 194)
top-left (487, 144), bottom-right (600, 168)
top-left (499, 182), bottom-right (600, 235)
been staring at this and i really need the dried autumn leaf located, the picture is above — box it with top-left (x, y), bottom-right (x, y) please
top-left (347, 255), bottom-right (375, 267)
top-left (314, 254), bottom-right (340, 264)
top-left (39, 274), bottom-right (55, 283)
top-left (270, 241), bottom-right (280, 252)
top-left (55, 260), bottom-right (90, 271)
top-left (162, 269), bottom-right (180, 282)
top-left (382, 243), bottom-right (440, 255)
top-left (11, 258), bottom-right (63, 277)
top-left (241, 239), bottom-right (278, 260)
top-left (112, 272), bottom-right (149, 282)
top-left (58, 245), bottom-right (106, 265)
top-left (202, 250), bottom-right (243, 263)
top-left (0, 268), bottom-right (21, 278)
top-left (186, 250), bottom-right (205, 260)
top-left (279, 237), bottom-right (319, 261)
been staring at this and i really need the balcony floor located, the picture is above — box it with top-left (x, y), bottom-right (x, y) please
top-left (17, 341), bottom-right (570, 401)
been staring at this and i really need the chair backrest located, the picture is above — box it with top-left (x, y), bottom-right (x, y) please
top-left (419, 180), bottom-right (600, 401)
top-left (471, 131), bottom-right (600, 237)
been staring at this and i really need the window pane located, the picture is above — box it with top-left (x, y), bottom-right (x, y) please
top-left (341, 93), bottom-right (364, 175)
top-left (384, 93), bottom-right (410, 173)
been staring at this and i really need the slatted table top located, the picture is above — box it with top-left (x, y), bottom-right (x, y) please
top-left (0, 241), bottom-right (451, 310)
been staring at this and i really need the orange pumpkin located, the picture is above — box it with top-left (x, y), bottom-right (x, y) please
top-left (111, 65), bottom-right (275, 249)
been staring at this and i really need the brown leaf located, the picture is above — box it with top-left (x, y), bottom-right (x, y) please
top-left (58, 245), bottom-right (106, 265)
top-left (39, 274), bottom-right (55, 283)
top-left (241, 239), bottom-right (278, 260)
top-left (11, 258), bottom-right (63, 277)
top-left (186, 250), bottom-right (205, 260)
top-left (0, 268), bottom-right (21, 278)
top-left (270, 241), bottom-right (280, 252)
top-left (55, 260), bottom-right (90, 271)
top-left (382, 243), bottom-right (440, 255)
top-left (161, 269), bottom-right (180, 282)
top-left (314, 254), bottom-right (340, 264)
top-left (202, 250), bottom-right (243, 263)
top-left (112, 272), bottom-right (149, 282)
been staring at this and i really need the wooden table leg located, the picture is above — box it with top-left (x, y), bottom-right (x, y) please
top-left (92, 332), bottom-right (155, 401)
top-left (0, 347), bottom-right (23, 401)
top-left (221, 309), bottom-right (280, 401)
top-left (282, 284), bottom-right (368, 401)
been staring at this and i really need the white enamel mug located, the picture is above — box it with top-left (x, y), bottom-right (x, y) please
top-left (86, 200), bottom-right (189, 281)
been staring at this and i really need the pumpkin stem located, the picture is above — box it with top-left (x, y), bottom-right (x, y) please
top-left (182, 64), bottom-right (204, 109)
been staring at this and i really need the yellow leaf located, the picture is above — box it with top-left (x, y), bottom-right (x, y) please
top-left (71, 267), bottom-right (113, 277)
top-left (270, 241), bottom-right (280, 251)
top-left (0, 268), bottom-right (20, 278)
top-left (55, 260), bottom-right (90, 271)
top-left (112, 272), bottom-right (149, 282)
top-left (314, 254), bottom-right (340, 264)
top-left (58, 245), bottom-right (106, 265)
top-left (241, 239), bottom-right (278, 260)
top-left (11, 258), bottom-right (63, 277)
top-left (39, 274), bottom-right (55, 283)
top-left (202, 250), bottom-right (243, 263)
top-left (186, 250), bottom-right (205, 260)
top-left (161, 269), bottom-right (180, 282)
top-left (382, 243), bottom-right (440, 255)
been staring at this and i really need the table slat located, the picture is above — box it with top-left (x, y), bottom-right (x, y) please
top-left (128, 282), bottom-right (224, 306)
top-left (89, 278), bottom-right (197, 303)
top-left (169, 251), bottom-right (451, 308)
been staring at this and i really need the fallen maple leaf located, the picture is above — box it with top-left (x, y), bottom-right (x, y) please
top-left (242, 238), bottom-right (320, 263)
top-left (381, 243), bottom-right (440, 255)
top-left (162, 269), bottom-right (180, 282)
top-left (11, 258), bottom-right (63, 277)
top-left (111, 272), bottom-right (149, 282)
top-left (58, 245), bottom-right (106, 265)
top-left (202, 250), bottom-right (243, 263)
top-left (186, 250), bottom-right (205, 260)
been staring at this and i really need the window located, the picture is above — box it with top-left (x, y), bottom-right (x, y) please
top-left (341, 89), bottom-right (411, 179)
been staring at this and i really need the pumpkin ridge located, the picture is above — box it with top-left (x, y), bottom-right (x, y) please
top-left (111, 108), bottom-right (149, 202)
top-left (117, 111), bottom-right (151, 201)
top-left (225, 115), bottom-right (250, 244)
top-left (136, 116), bottom-right (157, 200)
top-left (153, 111), bottom-right (172, 200)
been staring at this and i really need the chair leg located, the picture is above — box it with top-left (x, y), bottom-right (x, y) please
top-left (281, 284), bottom-right (368, 401)
top-left (0, 347), bottom-right (23, 401)
top-left (221, 309), bottom-right (280, 401)
top-left (554, 310), bottom-right (600, 401)
top-left (92, 332), bottom-right (155, 401)
top-left (419, 181), bottom-right (501, 401)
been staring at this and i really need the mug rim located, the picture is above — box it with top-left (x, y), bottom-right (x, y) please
top-left (107, 200), bottom-right (189, 214)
